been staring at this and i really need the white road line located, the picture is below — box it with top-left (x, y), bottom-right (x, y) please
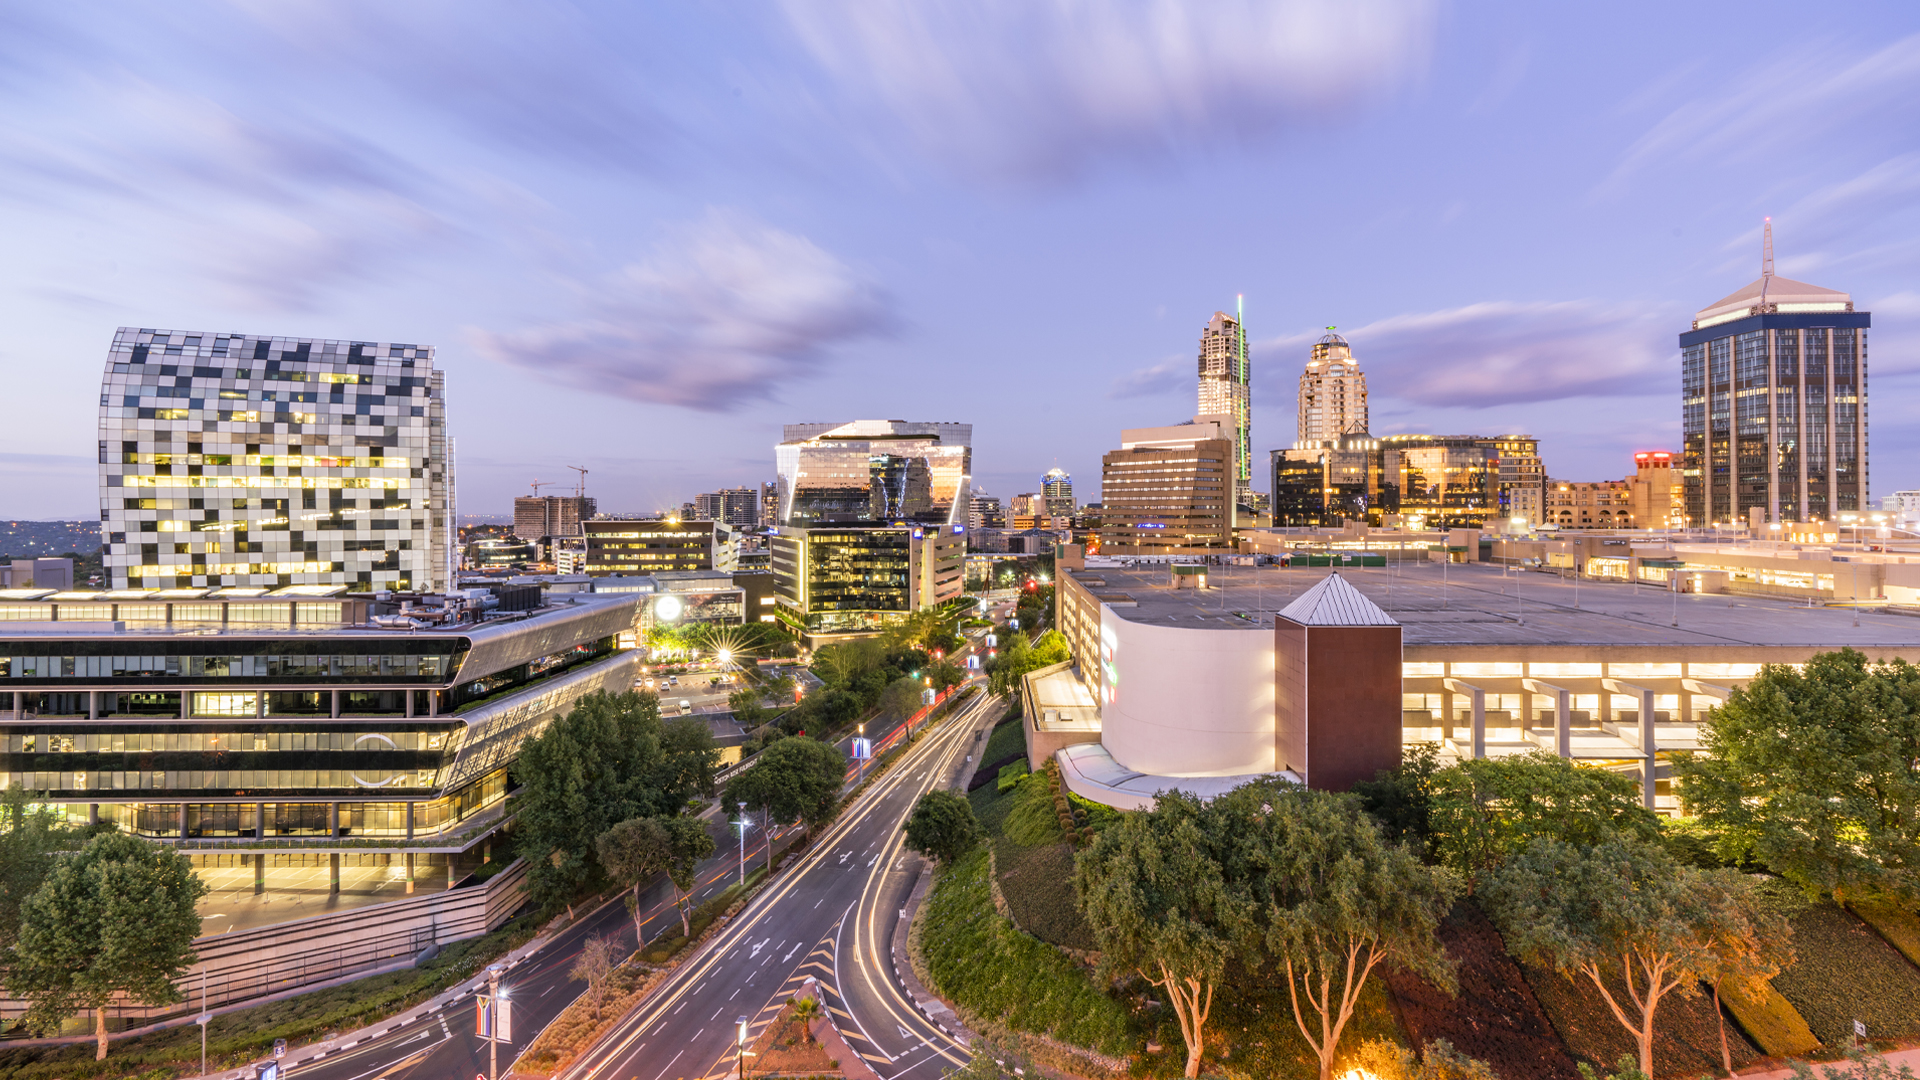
top-left (652, 1049), bottom-right (684, 1080)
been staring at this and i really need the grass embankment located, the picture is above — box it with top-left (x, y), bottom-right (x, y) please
top-left (918, 847), bottom-right (1132, 1056)
top-left (1519, 959), bottom-right (1761, 1075)
top-left (0, 915), bottom-right (540, 1080)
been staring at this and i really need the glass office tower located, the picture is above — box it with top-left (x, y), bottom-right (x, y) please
top-left (99, 328), bottom-right (450, 592)
top-left (774, 421), bottom-right (972, 528)
top-left (1681, 272), bottom-right (1869, 525)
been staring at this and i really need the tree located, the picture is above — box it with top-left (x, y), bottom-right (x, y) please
top-left (10, 832), bottom-right (209, 1059)
top-left (880, 675), bottom-right (925, 722)
top-left (1479, 837), bottom-right (1791, 1078)
top-left (1353, 743), bottom-right (1443, 859)
top-left (927, 659), bottom-right (967, 693)
top-left (724, 737), bottom-right (845, 870)
top-left (788, 993), bottom-right (821, 1043)
top-left (597, 817), bottom-right (673, 944)
top-left (1075, 789), bottom-right (1250, 1078)
top-left (1426, 752), bottom-right (1660, 880)
top-left (570, 933), bottom-right (616, 1019)
top-left (0, 789), bottom-right (83, 957)
top-left (662, 816), bottom-right (717, 938)
top-left (1235, 786), bottom-right (1461, 1080)
top-left (985, 628), bottom-right (1070, 698)
top-left (903, 790), bottom-right (978, 864)
top-left (513, 691), bottom-right (720, 914)
top-left (1674, 648), bottom-right (1920, 904)
top-left (729, 686), bottom-right (770, 730)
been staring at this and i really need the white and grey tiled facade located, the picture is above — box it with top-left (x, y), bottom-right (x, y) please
top-left (98, 328), bottom-right (449, 592)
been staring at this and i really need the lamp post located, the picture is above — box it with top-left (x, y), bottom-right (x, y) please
top-left (485, 963), bottom-right (506, 1080)
top-left (737, 1015), bottom-right (752, 1080)
top-left (733, 816), bottom-right (750, 885)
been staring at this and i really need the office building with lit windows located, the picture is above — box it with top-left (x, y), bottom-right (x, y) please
top-left (1682, 231), bottom-right (1870, 526)
top-left (1042, 468), bottom-right (1075, 517)
top-left (99, 328), bottom-right (450, 593)
top-left (774, 420), bottom-right (972, 529)
top-left (1099, 416), bottom-right (1235, 555)
top-left (582, 519), bottom-right (737, 576)
top-left (1296, 331), bottom-right (1368, 444)
top-left (769, 526), bottom-right (965, 642)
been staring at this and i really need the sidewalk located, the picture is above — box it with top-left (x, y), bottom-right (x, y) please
top-left (1737, 1047), bottom-right (1920, 1080)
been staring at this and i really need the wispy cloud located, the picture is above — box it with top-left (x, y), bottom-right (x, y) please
top-left (1107, 355), bottom-right (1189, 399)
top-left (778, 0), bottom-right (1437, 183)
top-left (1602, 34), bottom-right (1920, 195)
top-left (471, 211), bottom-right (892, 411)
top-left (1255, 300), bottom-right (1680, 409)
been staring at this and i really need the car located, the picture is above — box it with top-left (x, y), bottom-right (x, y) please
top-left (678, 699), bottom-right (693, 715)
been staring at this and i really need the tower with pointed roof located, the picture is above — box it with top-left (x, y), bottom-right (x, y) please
top-left (1680, 220), bottom-right (1869, 526)
top-left (1297, 329), bottom-right (1369, 444)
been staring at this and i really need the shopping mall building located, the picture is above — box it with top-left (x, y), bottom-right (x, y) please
top-left (1029, 555), bottom-right (1920, 811)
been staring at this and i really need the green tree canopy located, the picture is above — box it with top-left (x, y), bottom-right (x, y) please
top-left (903, 790), bottom-right (979, 864)
top-left (985, 628), bottom-right (1070, 698)
top-left (0, 789), bottom-right (86, 957)
top-left (11, 832), bottom-right (209, 1059)
top-left (1480, 837), bottom-right (1791, 1078)
top-left (1353, 743), bottom-right (1443, 859)
top-left (723, 736), bottom-right (845, 866)
top-left (1227, 785), bottom-right (1461, 1080)
top-left (729, 686), bottom-right (770, 730)
top-left (1427, 752), bottom-right (1660, 880)
top-left (513, 690), bottom-right (720, 913)
top-left (1674, 648), bottom-right (1920, 904)
top-left (661, 816), bottom-right (717, 937)
top-left (597, 817), bottom-right (674, 943)
top-left (1075, 787), bottom-right (1245, 1078)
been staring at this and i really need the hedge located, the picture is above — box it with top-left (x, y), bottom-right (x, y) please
top-left (1722, 981), bottom-right (1820, 1059)
top-left (1852, 900), bottom-right (1920, 969)
top-left (1761, 881), bottom-right (1920, 1047)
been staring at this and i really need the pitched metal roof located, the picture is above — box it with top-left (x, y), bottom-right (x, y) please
top-left (1277, 573), bottom-right (1398, 626)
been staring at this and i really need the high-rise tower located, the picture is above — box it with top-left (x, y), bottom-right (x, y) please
top-left (1041, 467), bottom-right (1074, 517)
top-left (1681, 220), bottom-right (1869, 525)
top-left (1197, 301), bottom-right (1252, 507)
top-left (1297, 329), bottom-right (1369, 444)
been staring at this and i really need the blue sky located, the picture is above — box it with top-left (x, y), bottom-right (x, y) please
top-left (4, 1), bottom-right (1920, 519)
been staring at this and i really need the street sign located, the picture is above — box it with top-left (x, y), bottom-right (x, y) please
top-left (921, 688), bottom-right (936, 706)
top-left (850, 737), bottom-right (872, 761)
top-left (257, 1063), bottom-right (280, 1080)
top-left (273, 1039), bottom-right (287, 1058)
top-left (1855, 1018), bottom-right (1868, 1038)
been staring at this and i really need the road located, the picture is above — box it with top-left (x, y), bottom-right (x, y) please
top-left (283, 684), bottom-right (996, 1080)
top-left (561, 687), bottom-right (1000, 1080)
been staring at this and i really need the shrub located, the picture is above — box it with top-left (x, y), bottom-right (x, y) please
top-left (1851, 899), bottom-right (1920, 968)
top-left (1760, 881), bottom-right (1920, 1046)
top-left (996, 760), bottom-right (1030, 793)
top-left (993, 839), bottom-right (1095, 950)
top-left (1720, 981), bottom-right (1819, 1058)
top-left (1001, 773), bottom-right (1064, 847)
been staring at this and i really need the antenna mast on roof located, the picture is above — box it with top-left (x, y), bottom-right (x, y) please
top-left (1762, 217), bottom-right (1774, 280)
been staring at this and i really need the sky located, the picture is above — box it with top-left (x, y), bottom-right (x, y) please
top-left (4, 1), bottom-right (1920, 519)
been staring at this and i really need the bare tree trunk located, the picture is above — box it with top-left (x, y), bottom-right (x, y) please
top-left (679, 892), bottom-right (693, 938)
top-left (95, 1006), bottom-right (109, 1060)
top-left (1714, 983), bottom-right (1733, 1078)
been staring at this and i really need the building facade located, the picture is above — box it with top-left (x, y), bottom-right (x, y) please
top-left (1492, 435), bottom-right (1545, 525)
top-left (582, 519), bottom-right (737, 576)
top-left (769, 525), bottom-right (964, 639)
top-left (1682, 233), bottom-right (1869, 526)
top-left (1296, 331), bottom-right (1368, 444)
top-left (774, 421), bottom-right (972, 529)
top-left (1546, 479), bottom-right (1633, 529)
top-left (1271, 432), bottom-right (1392, 527)
top-left (1198, 306), bottom-right (1253, 506)
top-left (512, 495), bottom-right (595, 541)
top-left (1042, 469), bottom-right (1075, 517)
top-left (1380, 435), bottom-right (1500, 529)
top-left (99, 328), bottom-right (450, 593)
top-left (969, 493), bottom-right (1004, 530)
top-left (1098, 417), bottom-right (1234, 555)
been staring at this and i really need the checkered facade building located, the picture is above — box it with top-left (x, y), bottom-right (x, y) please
top-left (98, 328), bottom-right (449, 591)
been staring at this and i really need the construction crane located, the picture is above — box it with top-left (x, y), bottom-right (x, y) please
top-left (529, 479), bottom-right (553, 496)
top-left (567, 466), bottom-right (588, 498)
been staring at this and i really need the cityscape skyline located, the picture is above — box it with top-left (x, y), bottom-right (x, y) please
top-left (5, 5), bottom-right (1920, 521)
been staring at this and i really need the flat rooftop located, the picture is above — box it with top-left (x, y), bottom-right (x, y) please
top-left (1065, 561), bottom-right (1920, 648)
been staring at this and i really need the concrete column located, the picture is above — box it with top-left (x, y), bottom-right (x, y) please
top-left (253, 853), bottom-right (265, 895)
top-left (88, 691), bottom-right (98, 720)
top-left (406, 802), bottom-right (415, 840)
top-left (330, 852), bottom-right (340, 894)
top-left (180, 693), bottom-right (190, 720)
top-left (1524, 679), bottom-right (1572, 759)
top-left (448, 857), bottom-right (457, 891)
top-left (178, 804), bottom-right (189, 838)
top-left (405, 690), bottom-right (414, 719)
top-left (255, 802), bottom-right (266, 839)
top-left (405, 852), bottom-right (415, 895)
top-left (330, 689), bottom-right (340, 718)
top-left (1439, 688), bottom-right (1455, 740)
top-left (329, 801), bottom-right (340, 838)
top-left (1606, 678), bottom-right (1659, 809)
top-left (89, 803), bottom-right (99, 826)
top-left (1443, 679), bottom-right (1486, 759)
top-left (255, 692), bottom-right (264, 720)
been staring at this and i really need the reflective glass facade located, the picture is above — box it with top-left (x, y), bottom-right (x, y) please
top-left (775, 421), bottom-right (972, 528)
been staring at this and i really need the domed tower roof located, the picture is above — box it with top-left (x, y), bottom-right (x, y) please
top-left (1309, 327), bottom-right (1353, 364)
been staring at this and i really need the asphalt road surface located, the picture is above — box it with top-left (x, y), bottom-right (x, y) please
top-left (282, 685), bottom-right (998, 1080)
top-left (561, 687), bottom-right (1000, 1080)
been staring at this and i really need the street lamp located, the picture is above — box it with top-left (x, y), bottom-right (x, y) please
top-left (737, 1015), bottom-right (752, 1080)
top-left (732, 816), bottom-right (751, 885)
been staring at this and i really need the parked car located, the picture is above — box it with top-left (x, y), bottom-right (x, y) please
top-left (678, 699), bottom-right (693, 715)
